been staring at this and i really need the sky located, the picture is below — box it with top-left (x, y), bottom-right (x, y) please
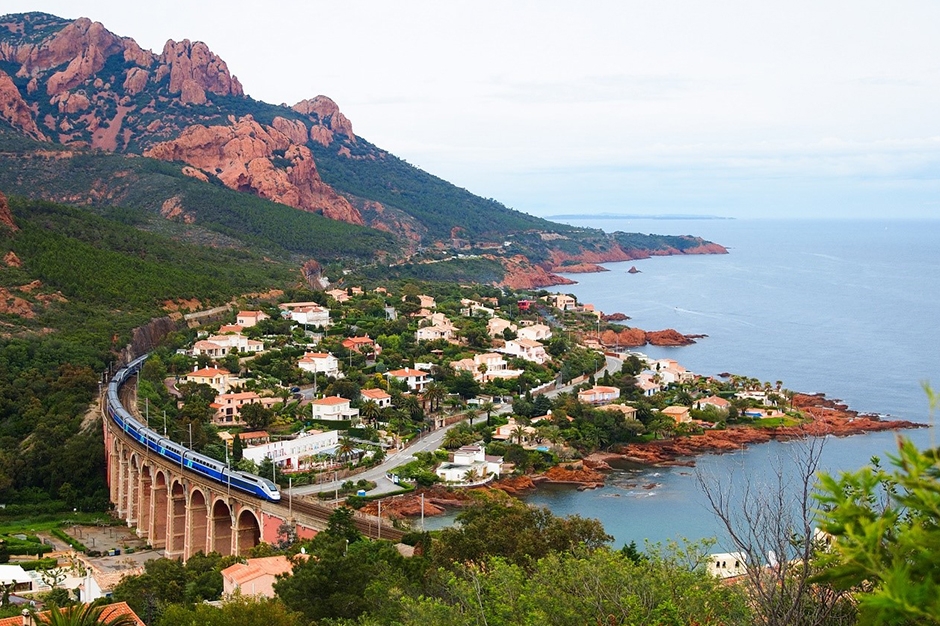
top-left (5, 1), bottom-right (940, 219)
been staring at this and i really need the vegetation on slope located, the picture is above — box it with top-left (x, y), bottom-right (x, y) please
top-left (0, 196), bottom-right (298, 512)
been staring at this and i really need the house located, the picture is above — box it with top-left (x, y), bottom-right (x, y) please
top-left (695, 395), bottom-right (731, 411)
top-left (298, 352), bottom-right (341, 378)
top-left (707, 552), bottom-right (747, 579)
top-left (242, 429), bottom-right (339, 470)
top-left (516, 323), bottom-right (552, 342)
top-left (236, 310), bottom-right (269, 328)
top-left (222, 555), bottom-right (298, 598)
top-left (662, 405), bottom-right (692, 424)
top-left (279, 302), bottom-right (332, 327)
top-left (184, 367), bottom-right (233, 394)
top-left (487, 317), bottom-right (517, 338)
top-left (596, 404), bottom-right (638, 421)
top-left (208, 333), bottom-right (264, 354)
top-left (417, 294), bottom-right (436, 309)
top-left (460, 299), bottom-right (495, 317)
top-left (452, 353), bottom-right (522, 382)
top-left (387, 367), bottom-right (430, 392)
top-left (0, 602), bottom-right (145, 626)
top-left (635, 373), bottom-right (662, 396)
top-left (502, 338), bottom-right (548, 364)
top-left (361, 388), bottom-right (392, 408)
top-left (415, 320), bottom-right (456, 342)
top-left (650, 359), bottom-right (695, 384)
top-left (342, 335), bottom-right (380, 356)
top-left (325, 288), bottom-right (350, 303)
top-left (436, 445), bottom-right (502, 483)
top-left (310, 396), bottom-right (360, 422)
top-left (547, 293), bottom-right (577, 311)
top-left (218, 430), bottom-right (270, 448)
top-left (578, 385), bottom-right (621, 404)
top-left (211, 391), bottom-right (263, 425)
top-left (492, 417), bottom-right (537, 443)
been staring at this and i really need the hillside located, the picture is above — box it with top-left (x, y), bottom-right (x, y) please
top-left (0, 11), bottom-right (727, 280)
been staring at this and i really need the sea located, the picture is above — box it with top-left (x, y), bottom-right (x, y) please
top-left (426, 218), bottom-right (940, 549)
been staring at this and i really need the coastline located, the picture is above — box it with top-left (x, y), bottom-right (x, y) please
top-left (368, 393), bottom-right (921, 521)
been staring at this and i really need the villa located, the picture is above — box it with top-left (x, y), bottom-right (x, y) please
top-left (436, 445), bottom-right (503, 484)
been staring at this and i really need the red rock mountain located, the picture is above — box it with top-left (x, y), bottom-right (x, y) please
top-left (0, 13), bottom-right (365, 226)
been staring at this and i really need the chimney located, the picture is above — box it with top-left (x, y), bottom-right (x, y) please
top-left (21, 609), bottom-right (32, 626)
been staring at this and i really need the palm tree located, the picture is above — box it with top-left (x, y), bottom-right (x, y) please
top-left (511, 424), bottom-right (528, 445)
top-left (37, 604), bottom-right (138, 626)
top-left (360, 400), bottom-right (381, 426)
top-left (424, 382), bottom-right (447, 414)
top-left (462, 467), bottom-right (481, 484)
top-left (337, 436), bottom-right (355, 464)
top-left (465, 407), bottom-right (479, 426)
top-left (480, 401), bottom-right (496, 426)
top-left (402, 394), bottom-right (423, 420)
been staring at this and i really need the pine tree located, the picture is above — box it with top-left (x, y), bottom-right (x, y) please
top-left (232, 434), bottom-right (243, 462)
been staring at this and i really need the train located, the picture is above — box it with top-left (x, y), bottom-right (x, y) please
top-left (107, 354), bottom-right (281, 502)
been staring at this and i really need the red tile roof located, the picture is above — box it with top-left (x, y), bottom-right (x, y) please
top-left (0, 602), bottom-right (145, 626)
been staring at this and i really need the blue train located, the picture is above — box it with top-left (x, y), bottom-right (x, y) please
top-left (107, 354), bottom-right (280, 502)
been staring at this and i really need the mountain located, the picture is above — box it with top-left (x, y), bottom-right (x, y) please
top-left (0, 11), bottom-right (726, 283)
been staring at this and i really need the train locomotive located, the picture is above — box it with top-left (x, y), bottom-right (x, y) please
top-left (107, 354), bottom-right (280, 502)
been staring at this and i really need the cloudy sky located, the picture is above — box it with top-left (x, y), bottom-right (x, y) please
top-left (7, 1), bottom-right (940, 219)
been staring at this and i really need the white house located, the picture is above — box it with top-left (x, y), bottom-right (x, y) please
top-left (502, 338), bottom-right (548, 364)
top-left (695, 395), bottom-right (731, 411)
top-left (243, 429), bottom-right (339, 470)
top-left (279, 302), bottom-right (332, 327)
top-left (360, 388), bottom-right (392, 408)
top-left (453, 353), bottom-right (522, 382)
top-left (416, 316), bottom-right (456, 342)
top-left (707, 552), bottom-right (748, 579)
top-left (387, 368), bottom-right (430, 392)
top-left (310, 396), bottom-right (359, 422)
top-left (298, 352), bottom-right (341, 378)
top-left (516, 323), bottom-right (552, 342)
top-left (436, 445), bottom-right (502, 484)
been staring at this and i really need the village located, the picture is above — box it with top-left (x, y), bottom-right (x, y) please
top-left (0, 281), bottom-right (801, 615)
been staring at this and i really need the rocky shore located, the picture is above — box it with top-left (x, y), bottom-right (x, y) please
top-left (592, 393), bottom-right (922, 467)
top-left (365, 394), bottom-right (920, 520)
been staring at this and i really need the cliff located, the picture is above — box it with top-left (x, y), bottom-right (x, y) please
top-left (144, 115), bottom-right (363, 224)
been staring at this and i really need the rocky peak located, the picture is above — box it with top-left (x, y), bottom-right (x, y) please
top-left (293, 95), bottom-right (355, 143)
top-left (157, 39), bottom-right (243, 105)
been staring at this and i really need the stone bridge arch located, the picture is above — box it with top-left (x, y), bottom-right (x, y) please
top-left (235, 508), bottom-right (261, 556)
top-left (211, 499), bottom-right (234, 556)
top-left (187, 488), bottom-right (210, 559)
top-left (167, 479), bottom-right (187, 557)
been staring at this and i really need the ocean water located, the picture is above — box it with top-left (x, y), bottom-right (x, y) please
top-left (429, 219), bottom-right (940, 547)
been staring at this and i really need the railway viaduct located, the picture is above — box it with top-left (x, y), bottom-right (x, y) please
top-left (102, 396), bottom-right (402, 561)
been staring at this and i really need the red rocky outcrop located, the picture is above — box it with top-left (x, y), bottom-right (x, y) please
top-left (144, 115), bottom-right (363, 225)
top-left (156, 39), bottom-right (243, 105)
top-left (293, 95), bottom-right (355, 142)
top-left (0, 70), bottom-right (47, 140)
top-left (0, 190), bottom-right (18, 231)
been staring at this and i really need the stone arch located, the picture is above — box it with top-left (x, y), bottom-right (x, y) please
top-left (126, 453), bottom-right (140, 525)
top-left (138, 463), bottom-right (153, 541)
top-left (109, 437), bottom-right (122, 511)
top-left (167, 479), bottom-right (187, 557)
top-left (187, 488), bottom-right (210, 559)
top-left (210, 499), bottom-right (234, 556)
top-left (235, 508), bottom-right (261, 556)
top-left (151, 470), bottom-right (169, 549)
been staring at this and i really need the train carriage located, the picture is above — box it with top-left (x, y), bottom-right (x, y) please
top-left (107, 356), bottom-right (280, 502)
